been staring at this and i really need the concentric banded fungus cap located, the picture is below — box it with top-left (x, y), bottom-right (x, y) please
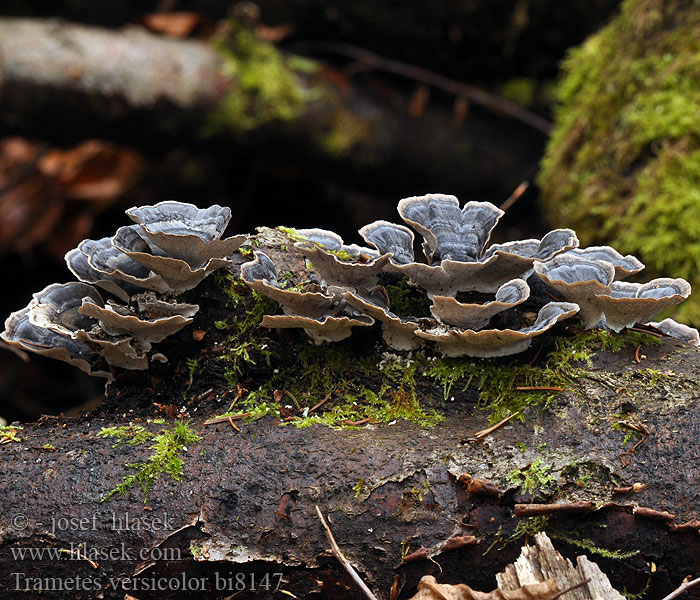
top-left (241, 252), bottom-right (339, 319)
top-left (28, 282), bottom-right (103, 336)
top-left (595, 278), bottom-right (692, 332)
top-left (112, 225), bottom-right (229, 291)
top-left (397, 194), bottom-right (504, 262)
top-left (342, 290), bottom-right (431, 351)
top-left (563, 246), bottom-right (644, 280)
top-left (261, 314), bottom-right (374, 344)
top-left (649, 318), bottom-right (700, 346)
top-left (482, 228), bottom-right (579, 264)
top-left (430, 278), bottom-right (530, 330)
top-left (415, 302), bottom-right (579, 357)
top-left (1, 307), bottom-right (112, 379)
top-left (534, 255), bottom-right (615, 328)
top-left (297, 244), bottom-right (391, 291)
top-left (358, 221), bottom-right (415, 265)
top-left (79, 299), bottom-right (194, 348)
top-left (127, 201), bottom-right (246, 267)
top-left (65, 248), bottom-right (140, 302)
top-left (71, 234), bottom-right (172, 295)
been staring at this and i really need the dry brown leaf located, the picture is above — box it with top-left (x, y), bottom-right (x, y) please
top-left (0, 137), bottom-right (145, 257)
top-left (409, 575), bottom-right (559, 600)
top-left (141, 12), bottom-right (212, 38)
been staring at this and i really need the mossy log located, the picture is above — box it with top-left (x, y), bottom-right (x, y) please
top-left (2, 241), bottom-right (700, 600)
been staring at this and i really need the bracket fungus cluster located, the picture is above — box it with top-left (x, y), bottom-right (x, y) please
top-left (243, 193), bottom-right (698, 357)
top-left (2, 201), bottom-right (245, 381)
top-left (3, 194), bottom-right (699, 379)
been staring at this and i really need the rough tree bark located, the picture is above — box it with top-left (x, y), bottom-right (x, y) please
top-left (1, 240), bottom-right (700, 600)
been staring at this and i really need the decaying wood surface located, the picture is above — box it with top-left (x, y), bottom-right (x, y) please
top-left (2, 265), bottom-right (700, 599)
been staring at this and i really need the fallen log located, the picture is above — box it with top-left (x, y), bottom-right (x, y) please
top-left (2, 238), bottom-right (700, 600)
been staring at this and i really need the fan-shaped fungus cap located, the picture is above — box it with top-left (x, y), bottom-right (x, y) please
top-left (415, 302), bottom-right (579, 357)
top-left (483, 228), bottom-right (579, 263)
top-left (649, 318), bottom-right (700, 346)
top-left (534, 255), bottom-right (615, 328)
top-left (112, 225), bottom-right (229, 291)
top-left (65, 248), bottom-right (140, 303)
top-left (79, 299), bottom-right (194, 348)
top-left (397, 194), bottom-right (504, 262)
top-left (342, 289), bottom-right (431, 350)
top-left (563, 246), bottom-right (644, 280)
top-left (595, 278), bottom-right (692, 332)
top-left (127, 201), bottom-right (246, 268)
top-left (1, 307), bottom-right (112, 379)
top-left (430, 279), bottom-right (530, 330)
top-left (297, 244), bottom-right (391, 291)
top-left (72, 234), bottom-right (172, 295)
top-left (261, 314), bottom-right (374, 344)
top-left (358, 221), bottom-right (415, 265)
top-left (241, 252), bottom-right (341, 319)
top-left (28, 282), bottom-right (103, 336)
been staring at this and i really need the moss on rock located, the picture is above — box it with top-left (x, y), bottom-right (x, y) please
top-left (538, 0), bottom-right (700, 324)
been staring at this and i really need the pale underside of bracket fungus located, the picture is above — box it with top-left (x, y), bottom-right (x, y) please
top-left (3, 201), bottom-right (244, 378)
top-left (261, 313), bottom-right (374, 343)
top-left (415, 302), bottom-right (580, 357)
top-left (342, 290), bottom-right (433, 351)
top-left (430, 278), bottom-right (530, 330)
top-left (241, 252), bottom-right (341, 319)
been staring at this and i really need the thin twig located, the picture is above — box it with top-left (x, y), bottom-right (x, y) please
top-left (292, 41), bottom-right (553, 133)
top-left (516, 386), bottom-right (564, 392)
top-left (203, 411), bottom-right (252, 426)
top-left (308, 390), bottom-right (333, 414)
top-left (660, 576), bottom-right (700, 600)
top-left (315, 506), bottom-right (379, 600)
top-left (550, 578), bottom-right (591, 600)
top-left (227, 416), bottom-right (241, 432)
top-left (500, 180), bottom-right (530, 212)
top-left (634, 345), bottom-right (642, 363)
top-left (474, 411), bottom-right (521, 439)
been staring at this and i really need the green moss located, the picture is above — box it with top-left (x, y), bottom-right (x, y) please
top-left (507, 458), bottom-right (555, 494)
top-left (205, 22), bottom-right (319, 135)
top-left (425, 327), bottom-right (659, 424)
top-left (552, 533), bottom-right (640, 560)
top-left (538, 0), bottom-right (700, 324)
top-left (99, 421), bottom-right (201, 503)
top-left (384, 276), bottom-right (432, 317)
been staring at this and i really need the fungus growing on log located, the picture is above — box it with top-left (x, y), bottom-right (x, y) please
top-left (2, 201), bottom-right (244, 378)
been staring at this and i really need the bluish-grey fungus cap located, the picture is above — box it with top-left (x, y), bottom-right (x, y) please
top-left (1, 306), bottom-right (112, 379)
top-left (595, 278), bottom-right (691, 332)
top-left (415, 302), bottom-right (580, 357)
top-left (112, 225), bottom-right (230, 291)
top-left (241, 252), bottom-right (341, 319)
top-left (358, 221), bottom-right (415, 265)
top-left (297, 243), bottom-right (391, 291)
top-left (563, 246), bottom-right (644, 280)
top-left (342, 289), bottom-right (431, 351)
top-left (649, 318), bottom-right (700, 346)
top-left (65, 248), bottom-right (144, 302)
top-left (430, 278), bottom-right (530, 330)
top-left (397, 194), bottom-right (504, 262)
top-left (534, 254), bottom-right (615, 328)
top-left (261, 313), bottom-right (374, 344)
top-left (28, 282), bottom-right (103, 336)
top-left (483, 228), bottom-right (579, 262)
top-left (127, 201), bottom-right (246, 268)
